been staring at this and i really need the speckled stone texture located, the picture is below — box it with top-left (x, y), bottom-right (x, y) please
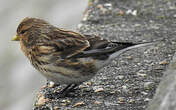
top-left (33, 0), bottom-right (176, 110)
top-left (147, 53), bottom-right (176, 110)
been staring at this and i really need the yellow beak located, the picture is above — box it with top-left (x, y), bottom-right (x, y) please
top-left (12, 35), bottom-right (20, 41)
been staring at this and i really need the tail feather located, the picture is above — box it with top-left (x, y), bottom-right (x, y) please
top-left (109, 42), bottom-right (154, 60)
top-left (107, 42), bottom-right (136, 53)
top-left (71, 41), bottom-right (154, 60)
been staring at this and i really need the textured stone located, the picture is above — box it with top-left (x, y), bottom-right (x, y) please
top-left (34, 0), bottom-right (176, 110)
top-left (147, 53), bottom-right (176, 110)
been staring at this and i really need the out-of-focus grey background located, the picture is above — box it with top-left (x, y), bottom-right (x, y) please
top-left (0, 0), bottom-right (87, 110)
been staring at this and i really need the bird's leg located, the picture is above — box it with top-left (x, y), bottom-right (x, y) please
top-left (61, 84), bottom-right (78, 94)
top-left (56, 84), bottom-right (78, 98)
top-left (46, 80), bottom-right (50, 86)
top-left (60, 84), bottom-right (73, 94)
top-left (68, 84), bottom-right (78, 92)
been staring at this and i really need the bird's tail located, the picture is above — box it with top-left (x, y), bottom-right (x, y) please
top-left (109, 42), bottom-right (155, 60)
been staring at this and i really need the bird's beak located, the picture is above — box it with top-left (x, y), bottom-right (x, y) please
top-left (12, 35), bottom-right (20, 41)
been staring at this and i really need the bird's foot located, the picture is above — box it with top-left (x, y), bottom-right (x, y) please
top-left (54, 84), bottom-right (78, 98)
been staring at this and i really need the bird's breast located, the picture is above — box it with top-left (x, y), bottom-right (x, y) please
top-left (20, 40), bottom-right (29, 57)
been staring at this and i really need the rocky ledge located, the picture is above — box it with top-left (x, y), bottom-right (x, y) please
top-left (34, 0), bottom-right (176, 110)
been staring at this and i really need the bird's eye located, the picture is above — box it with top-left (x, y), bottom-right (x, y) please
top-left (20, 30), bottom-right (27, 35)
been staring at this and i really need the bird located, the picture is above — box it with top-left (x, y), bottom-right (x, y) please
top-left (12, 17), bottom-right (154, 97)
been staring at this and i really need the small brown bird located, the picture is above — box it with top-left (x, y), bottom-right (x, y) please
top-left (12, 17), bottom-right (153, 97)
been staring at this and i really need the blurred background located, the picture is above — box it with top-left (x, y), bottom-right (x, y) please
top-left (0, 0), bottom-right (87, 110)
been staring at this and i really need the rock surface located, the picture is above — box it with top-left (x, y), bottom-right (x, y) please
top-left (147, 53), bottom-right (176, 110)
top-left (34, 0), bottom-right (176, 110)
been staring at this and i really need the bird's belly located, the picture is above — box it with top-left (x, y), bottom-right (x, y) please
top-left (31, 57), bottom-right (99, 84)
top-left (40, 71), bottom-right (94, 84)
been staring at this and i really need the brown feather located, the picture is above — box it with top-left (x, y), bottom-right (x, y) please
top-left (16, 18), bottom-right (142, 84)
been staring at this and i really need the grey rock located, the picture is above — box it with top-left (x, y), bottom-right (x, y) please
top-left (147, 53), bottom-right (176, 110)
top-left (34, 0), bottom-right (176, 110)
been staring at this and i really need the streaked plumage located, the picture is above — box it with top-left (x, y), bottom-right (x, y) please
top-left (13, 17), bottom-right (153, 97)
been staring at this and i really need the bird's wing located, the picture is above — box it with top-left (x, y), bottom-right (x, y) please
top-left (36, 29), bottom-right (137, 61)
top-left (69, 34), bottom-right (137, 60)
top-left (48, 29), bottom-right (91, 59)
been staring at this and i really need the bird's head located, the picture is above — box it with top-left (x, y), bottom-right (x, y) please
top-left (12, 17), bottom-right (52, 46)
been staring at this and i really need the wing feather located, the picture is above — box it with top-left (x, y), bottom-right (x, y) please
top-left (36, 29), bottom-right (136, 61)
